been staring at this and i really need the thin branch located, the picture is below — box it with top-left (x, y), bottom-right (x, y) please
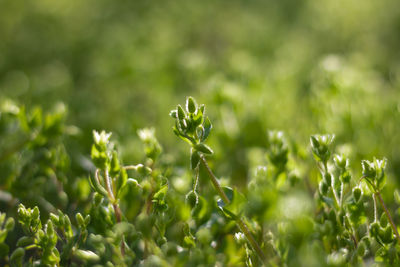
top-left (373, 194), bottom-right (378, 222)
top-left (104, 170), bottom-right (115, 202)
top-left (375, 192), bottom-right (400, 244)
top-left (321, 162), bottom-right (339, 207)
top-left (200, 155), bottom-right (229, 204)
top-left (339, 182), bottom-right (344, 207)
top-left (103, 169), bottom-right (125, 256)
top-left (193, 166), bottom-right (200, 192)
top-left (199, 155), bottom-right (266, 263)
top-left (237, 218), bottom-right (267, 263)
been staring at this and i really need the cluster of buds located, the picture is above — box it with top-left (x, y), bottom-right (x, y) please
top-left (361, 158), bottom-right (387, 191)
top-left (310, 134), bottom-right (335, 164)
top-left (170, 97), bottom-right (213, 169)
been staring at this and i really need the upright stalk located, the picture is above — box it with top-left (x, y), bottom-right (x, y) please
top-left (104, 169), bottom-right (125, 256)
top-left (322, 163), bottom-right (340, 207)
top-left (375, 192), bottom-right (400, 244)
top-left (200, 155), bottom-right (266, 262)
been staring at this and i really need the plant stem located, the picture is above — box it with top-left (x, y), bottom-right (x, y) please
top-left (104, 169), bottom-right (125, 256)
top-left (237, 218), bottom-right (267, 262)
top-left (373, 194), bottom-right (378, 222)
top-left (339, 182), bottom-right (344, 207)
top-left (200, 155), bottom-right (266, 263)
top-left (200, 155), bottom-right (229, 204)
top-left (375, 192), bottom-right (400, 244)
top-left (104, 170), bottom-right (115, 201)
top-left (322, 162), bottom-right (340, 207)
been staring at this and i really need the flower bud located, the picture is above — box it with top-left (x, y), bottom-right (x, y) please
top-left (310, 134), bottom-right (334, 162)
top-left (361, 160), bottom-right (376, 179)
top-left (334, 154), bottom-right (348, 170)
top-left (76, 213), bottom-right (85, 227)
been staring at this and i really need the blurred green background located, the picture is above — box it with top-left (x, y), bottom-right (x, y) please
top-left (1, 0), bottom-right (400, 182)
top-left (2, 1), bottom-right (400, 265)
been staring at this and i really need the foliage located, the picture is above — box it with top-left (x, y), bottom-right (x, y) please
top-left (1, 1), bottom-right (400, 265)
top-left (1, 97), bottom-right (400, 266)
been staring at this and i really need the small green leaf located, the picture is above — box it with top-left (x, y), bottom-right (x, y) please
top-left (10, 247), bottom-right (25, 266)
top-left (109, 151), bottom-right (120, 177)
top-left (352, 187), bottom-right (362, 203)
top-left (153, 185), bottom-right (168, 200)
top-left (217, 187), bottom-right (246, 220)
top-left (194, 143), bottom-right (213, 155)
top-left (380, 213), bottom-right (388, 228)
top-left (5, 217), bottom-right (15, 231)
top-left (91, 144), bottom-right (108, 170)
top-left (0, 213), bottom-right (5, 225)
top-left (199, 104), bottom-right (205, 115)
top-left (369, 222), bottom-right (380, 238)
top-left (310, 136), bottom-right (319, 150)
top-left (76, 213), bottom-right (85, 227)
top-left (169, 109), bottom-right (177, 118)
top-left (186, 190), bottom-right (198, 209)
top-left (93, 192), bottom-right (103, 206)
top-left (46, 220), bottom-right (55, 237)
top-left (375, 247), bottom-right (388, 262)
top-left (88, 174), bottom-right (108, 197)
top-left (190, 149), bottom-right (200, 170)
top-left (84, 215), bottom-right (91, 226)
top-left (116, 168), bottom-right (128, 197)
top-left (177, 105), bottom-right (186, 121)
top-left (319, 181), bottom-right (329, 195)
top-left (32, 206), bottom-right (40, 221)
top-left (0, 230), bottom-right (7, 243)
top-left (191, 195), bottom-right (209, 222)
top-left (17, 236), bottom-right (35, 247)
top-left (202, 117), bottom-right (212, 142)
top-left (381, 226), bottom-right (393, 243)
top-left (186, 97), bottom-right (197, 114)
top-left (183, 235), bottom-right (196, 248)
top-left (74, 249), bottom-right (100, 262)
top-left (49, 213), bottom-right (59, 226)
top-left (323, 173), bottom-right (332, 185)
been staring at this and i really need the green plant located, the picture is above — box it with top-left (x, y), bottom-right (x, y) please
top-left (311, 134), bottom-right (400, 265)
top-left (170, 97), bottom-right (267, 264)
top-left (0, 212), bottom-right (15, 260)
top-left (2, 96), bottom-right (400, 266)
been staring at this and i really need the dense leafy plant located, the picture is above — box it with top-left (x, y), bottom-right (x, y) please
top-left (311, 134), bottom-right (400, 265)
top-left (170, 97), bottom-right (266, 263)
top-left (1, 97), bottom-right (400, 266)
